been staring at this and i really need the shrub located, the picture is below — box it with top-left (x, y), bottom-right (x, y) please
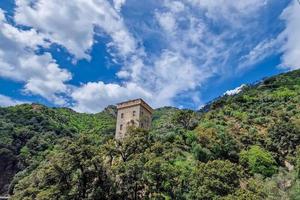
top-left (240, 145), bottom-right (278, 177)
top-left (188, 160), bottom-right (242, 199)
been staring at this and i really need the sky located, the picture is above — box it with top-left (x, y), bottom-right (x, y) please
top-left (0, 0), bottom-right (299, 113)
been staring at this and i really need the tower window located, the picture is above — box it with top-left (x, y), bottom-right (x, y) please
top-left (120, 124), bottom-right (123, 130)
top-left (121, 113), bottom-right (124, 118)
top-left (133, 111), bottom-right (136, 116)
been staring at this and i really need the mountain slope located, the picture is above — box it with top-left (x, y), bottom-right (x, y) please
top-left (196, 69), bottom-right (300, 162)
top-left (0, 69), bottom-right (299, 199)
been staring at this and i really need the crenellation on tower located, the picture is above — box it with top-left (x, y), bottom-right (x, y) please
top-left (115, 99), bottom-right (153, 139)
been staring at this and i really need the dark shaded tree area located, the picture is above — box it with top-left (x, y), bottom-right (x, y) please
top-left (11, 129), bottom-right (245, 200)
top-left (0, 104), bottom-right (116, 195)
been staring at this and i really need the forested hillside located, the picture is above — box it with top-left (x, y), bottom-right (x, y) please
top-left (0, 104), bottom-right (116, 195)
top-left (0, 69), bottom-right (300, 199)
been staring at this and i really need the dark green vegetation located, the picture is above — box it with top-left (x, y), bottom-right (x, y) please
top-left (0, 104), bottom-right (116, 195)
top-left (0, 69), bottom-right (300, 199)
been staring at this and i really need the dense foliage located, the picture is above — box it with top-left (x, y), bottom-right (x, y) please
top-left (0, 69), bottom-right (299, 199)
top-left (0, 104), bottom-right (115, 194)
top-left (240, 145), bottom-right (277, 177)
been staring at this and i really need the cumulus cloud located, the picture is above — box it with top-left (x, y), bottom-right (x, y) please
top-left (112, 2), bottom-right (214, 109)
top-left (1, 0), bottom-right (144, 112)
top-left (0, 8), bottom-right (71, 105)
top-left (103, 0), bottom-right (273, 111)
top-left (0, 0), bottom-right (295, 113)
top-left (1, 1), bottom-right (141, 109)
top-left (14, 0), bottom-right (137, 60)
top-left (279, 0), bottom-right (300, 70)
top-left (146, 51), bottom-right (207, 107)
top-left (0, 94), bottom-right (27, 107)
top-left (68, 0), bottom-right (217, 111)
top-left (71, 82), bottom-right (152, 113)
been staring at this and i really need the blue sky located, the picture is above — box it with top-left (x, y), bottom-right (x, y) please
top-left (0, 0), bottom-right (299, 113)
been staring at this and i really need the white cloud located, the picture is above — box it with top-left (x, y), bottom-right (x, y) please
top-left (0, 10), bottom-right (4, 21)
top-left (164, 1), bottom-right (185, 13)
top-left (111, 0), bottom-right (270, 111)
top-left (69, 42), bottom-right (205, 112)
top-left (186, 0), bottom-right (268, 26)
top-left (14, 0), bottom-right (137, 60)
top-left (239, 38), bottom-right (281, 70)
top-left (0, 9), bottom-right (71, 105)
top-left (224, 84), bottom-right (246, 96)
top-left (156, 12), bottom-right (177, 33)
top-left (1, 0), bottom-right (144, 111)
top-left (1, 1), bottom-right (140, 108)
top-left (0, 94), bottom-right (27, 107)
top-left (113, 0), bottom-right (126, 12)
top-left (279, 0), bottom-right (300, 70)
top-left (71, 82), bottom-right (152, 113)
top-left (147, 51), bottom-right (207, 107)
top-left (0, 0), bottom-right (292, 113)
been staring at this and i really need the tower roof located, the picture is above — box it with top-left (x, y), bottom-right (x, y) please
top-left (116, 98), bottom-right (153, 113)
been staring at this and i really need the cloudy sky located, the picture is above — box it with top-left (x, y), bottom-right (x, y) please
top-left (0, 0), bottom-right (299, 113)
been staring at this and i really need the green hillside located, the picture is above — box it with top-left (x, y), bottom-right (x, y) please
top-left (0, 69), bottom-right (300, 199)
top-left (0, 104), bottom-right (116, 195)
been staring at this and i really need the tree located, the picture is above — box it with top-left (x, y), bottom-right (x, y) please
top-left (221, 177), bottom-right (267, 200)
top-left (268, 121), bottom-right (300, 161)
top-left (240, 145), bottom-right (278, 177)
top-left (172, 110), bottom-right (198, 130)
top-left (103, 128), bottom-right (184, 200)
top-left (296, 146), bottom-right (300, 178)
top-left (112, 154), bottom-right (146, 200)
top-left (188, 160), bottom-right (242, 199)
top-left (102, 128), bottom-right (152, 200)
top-left (193, 124), bottom-right (239, 162)
top-left (191, 144), bottom-right (212, 162)
top-left (114, 127), bottom-right (151, 162)
top-left (143, 156), bottom-right (179, 199)
top-left (12, 136), bottom-right (113, 200)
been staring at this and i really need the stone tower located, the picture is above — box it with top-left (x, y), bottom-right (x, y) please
top-left (115, 99), bottom-right (153, 139)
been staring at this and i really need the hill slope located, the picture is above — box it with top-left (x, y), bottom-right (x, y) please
top-left (0, 104), bottom-right (116, 194)
top-left (197, 69), bottom-right (300, 162)
top-left (0, 69), bottom-right (299, 199)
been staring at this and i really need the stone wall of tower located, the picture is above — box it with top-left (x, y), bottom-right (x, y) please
top-left (115, 99), bottom-right (153, 139)
top-left (139, 106), bottom-right (152, 130)
top-left (115, 104), bottom-right (140, 139)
